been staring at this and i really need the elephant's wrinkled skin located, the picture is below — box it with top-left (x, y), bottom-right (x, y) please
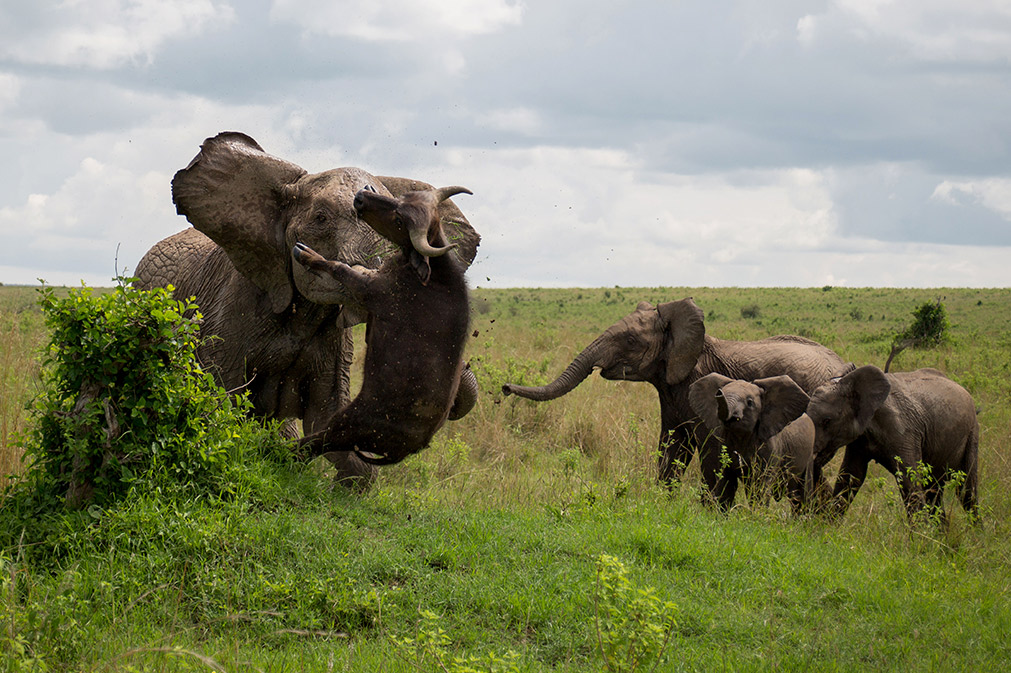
top-left (689, 373), bottom-right (821, 513)
top-left (135, 132), bottom-right (479, 486)
top-left (502, 299), bottom-right (852, 502)
top-left (293, 185), bottom-right (477, 466)
top-left (807, 365), bottom-right (979, 522)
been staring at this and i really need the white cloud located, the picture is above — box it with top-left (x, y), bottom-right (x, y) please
top-left (798, 0), bottom-right (1011, 62)
top-left (0, 156), bottom-right (175, 278)
top-left (408, 145), bottom-right (843, 287)
top-left (475, 107), bottom-right (542, 136)
top-left (269, 0), bottom-right (523, 41)
top-left (932, 179), bottom-right (1011, 219)
top-left (0, 1), bottom-right (1009, 289)
top-left (0, 0), bottom-right (235, 69)
top-left (0, 73), bottom-right (20, 111)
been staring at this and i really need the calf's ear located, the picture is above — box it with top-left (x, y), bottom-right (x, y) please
top-left (689, 373), bottom-right (734, 431)
top-left (754, 375), bottom-right (809, 441)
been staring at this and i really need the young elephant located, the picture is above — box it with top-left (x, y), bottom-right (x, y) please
top-left (689, 373), bottom-right (817, 513)
top-left (291, 185), bottom-right (478, 467)
top-left (807, 365), bottom-right (979, 522)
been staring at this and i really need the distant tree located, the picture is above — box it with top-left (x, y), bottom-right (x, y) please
top-left (884, 299), bottom-right (950, 372)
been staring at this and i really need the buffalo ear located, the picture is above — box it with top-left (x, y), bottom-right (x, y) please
top-left (658, 298), bottom-right (706, 385)
top-left (689, 373), bottom-right (734, 431)
top-left (172, 132), bottom-right (306, 313)
top-left (377, 176), bottom-right (481, 267)
top-left (846, 365), bottom-right (891, 428)
top-left (754, 375), bottom-right (810, 441)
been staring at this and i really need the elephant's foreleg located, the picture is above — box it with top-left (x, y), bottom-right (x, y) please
top-left (894, 465), bottom-right (930, 521)
top-left (829, 448), bottom-right (870, 520)
top-left (657, 424), bottom-right (695, 486)
top-left (699, 444), bottom-right (740, 511)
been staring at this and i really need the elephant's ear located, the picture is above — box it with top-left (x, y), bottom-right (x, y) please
top-left (846, 365), bottom-right (891, 428)
top-left (689, 373), bottom-right (734, 431)
top-left (377, 176), bottom-right (481, 266)
top-left (171, 132), bottom-right (307, 314)
top-left (754, 375), bottom-right (810, 442)
top-left (658, 298), bottom-right (706, 385)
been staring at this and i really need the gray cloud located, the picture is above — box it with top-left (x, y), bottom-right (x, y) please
top-left (0, 0), bottom-right (1009, 288)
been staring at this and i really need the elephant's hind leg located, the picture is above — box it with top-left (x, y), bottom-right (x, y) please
top-left (960, 430), bottom-right (980, 520)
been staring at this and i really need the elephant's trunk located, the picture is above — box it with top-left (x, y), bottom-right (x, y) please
top-left (502, 338), bottom-right (603, 401)
top-left (716, 390), bottom-right (739, 423)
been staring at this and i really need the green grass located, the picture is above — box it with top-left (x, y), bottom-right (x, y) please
top-left (2, 285), bottom-right (1011, 671)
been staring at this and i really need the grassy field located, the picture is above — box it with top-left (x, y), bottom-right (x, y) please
top-left (1, 284), bottom-right (1010, 671)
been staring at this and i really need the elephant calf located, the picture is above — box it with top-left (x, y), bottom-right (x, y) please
top-left (292, 185), bottom-right (478, 467)
top-left (689, 373), bottom-right (821, 514)
top-left (807, 365), bottom-right (979, 523)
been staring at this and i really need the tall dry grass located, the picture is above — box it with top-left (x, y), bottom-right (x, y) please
top-left (0, 287), bottom-right (47, 487)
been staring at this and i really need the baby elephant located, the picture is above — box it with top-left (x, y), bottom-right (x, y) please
top-left (807, 365), bottom-right (979, 523)
top-left (291, 184), bottom-right (478, 469)
top-left (689, 373), bottom-right (817, 513)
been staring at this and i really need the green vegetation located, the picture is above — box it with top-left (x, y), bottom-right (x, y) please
top-left (13, 282), bottom-right (274, 513)
top-left (885, 299), bottom-right (952, 372)
top-left (1, 285), bottom-right (1010, 671)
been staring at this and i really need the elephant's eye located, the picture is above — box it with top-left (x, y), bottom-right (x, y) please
top-left (314, 210), bottom-right (329, 224)
top-left (746, 398), bottom-right (754, 408)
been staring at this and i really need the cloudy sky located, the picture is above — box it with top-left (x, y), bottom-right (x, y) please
top-left (1, 1), bottom-right (1009, 288)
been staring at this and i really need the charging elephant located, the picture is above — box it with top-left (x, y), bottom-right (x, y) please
top-left (135, 132), bottom-right (480, 486)
top-left (689, 373), bottom-right (820, 513)
top-left (502, 298), bottom-right (852, 500)
top-left (807, 365), bottom-right (979, 522)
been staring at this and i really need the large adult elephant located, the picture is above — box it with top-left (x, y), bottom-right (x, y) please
top-left (136, 132), bottom-right (480, 485)
top-left (502, 298), bottom-right (851, 503)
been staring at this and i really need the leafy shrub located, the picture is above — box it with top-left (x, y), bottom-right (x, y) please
top-left (594, 554), bottom-right (677, 673)
top-left (740, 304), bottom-right (761, 319)
top-left (884, 299), bottom-right (951, 371)
top-left (899, 300), bottom-right (950, 346)
top-left (5, 281), bottom-right (277, 515)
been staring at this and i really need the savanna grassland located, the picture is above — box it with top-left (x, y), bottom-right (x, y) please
top-left (1, 284), bottom-right (1010, 671)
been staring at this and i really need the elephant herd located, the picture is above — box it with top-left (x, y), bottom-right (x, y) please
top-left (137, 132), bottom-right (980, 524)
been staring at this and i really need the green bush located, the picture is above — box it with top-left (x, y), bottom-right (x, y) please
top-left (5, 281), bottom-right (277, 514)
top-left (740, 304), bottom-right (761, 319)
top-left (899, 299), bottom-right (950, 347)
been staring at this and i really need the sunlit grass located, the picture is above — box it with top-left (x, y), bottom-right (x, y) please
top-left (2, 284), bottom-right (1010, 670)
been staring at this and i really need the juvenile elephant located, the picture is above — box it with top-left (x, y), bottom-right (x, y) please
top-left (501, 298), bottom-right (852, 501)
top-left (807, 365), bottom-right (979, 522)
top-left (292, 184), bottom-right (476, 465)
top-left (135, 132), bottom-right (480, 486)
top-left (689, 373), bottom-right (819, 513)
